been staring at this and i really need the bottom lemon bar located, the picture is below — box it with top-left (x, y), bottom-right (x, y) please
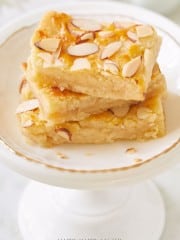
top-left (17, 95), bottom-right (166, 146)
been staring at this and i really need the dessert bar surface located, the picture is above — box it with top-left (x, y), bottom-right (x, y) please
top-left (29, 11), bottom-right (161, 101)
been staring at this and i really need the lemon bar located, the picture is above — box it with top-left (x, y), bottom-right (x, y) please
top-left (29, 11), bottom-right (161, 101)
top-left (24, 64), bottom-right (166, 123)
top-left (17, 91), bottom-right (166, 147)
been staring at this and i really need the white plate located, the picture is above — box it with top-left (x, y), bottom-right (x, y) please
top-left (0, 1), bottom-right (179, 188)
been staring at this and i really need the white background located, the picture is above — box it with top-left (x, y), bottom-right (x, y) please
top-left (0, 1), bottom-right (180, 239)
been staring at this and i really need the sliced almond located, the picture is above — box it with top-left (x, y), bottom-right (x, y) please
top-left (53, 59), bottom-right (64, 67)
top-left (101, 71), bottom-right (111, 77)
top-left (43, 59), bottom-right (64, 68)
top-left (71, 29), bottom-right (85, 37)
top-left (67, 43), bottom-right (98, 57)
top-left (136, 25), bottom-right (153, 38)
top-left (19, 78), bottom-right (27, 94)
top-left (67, 23), bottom-right (85, 37)
top-left (100, 41), bottom-right (122, 59)
top-left (114, 21), bottom-right (136, 29)
top-left (59, 23), bottom-right (67, 36)
top-left (22, 120), bottom-right (34, 128)
top-left (71, 58), bottom-right (91, 71)
top-left (122, 56), bottom-right (141, 78)
top-left (103, 60), bottom-right (119, 75)
top-left (16, 99), bottom-right (39, 114)
top-left (111, 104), bottom-right (130, 117)
top-left (34, 38), bottom-right (61, 53)
top-left (72, 18), bottom-right (102, 32)
top-left (56, 128), bottom-right (72, 141)
top-left (98, 31), bottom-right (114, 38)
top-left (127, 31), bottom-right (138, 42)
top-left (52, 43), bottom-right (62, 61)
top-left (137, 107), bottom-right (152, 120)
top-left (38, 52), bottom-right (53, 64)
top-left (80, 32), bottom-right (94, 41)
top-left (123, 40), bottom-right (133, 50)
top-left (39, 51), bottom-right (64, 68)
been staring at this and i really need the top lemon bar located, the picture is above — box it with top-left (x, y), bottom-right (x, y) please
top-left (29, 11), bottom-right (161, 100)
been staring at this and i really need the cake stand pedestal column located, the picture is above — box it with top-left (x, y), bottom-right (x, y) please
top-left (18, 180), bottom-right (165, 240)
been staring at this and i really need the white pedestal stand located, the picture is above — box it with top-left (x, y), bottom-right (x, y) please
top-left (18, 181), bottom-right (165, 240)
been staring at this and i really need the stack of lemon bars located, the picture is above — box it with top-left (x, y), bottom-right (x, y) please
top-left (16, 12), bottom-right (167, 146)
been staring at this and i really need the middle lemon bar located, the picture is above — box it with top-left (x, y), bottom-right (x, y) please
top-left (23, 64), bottom-right (166, 123)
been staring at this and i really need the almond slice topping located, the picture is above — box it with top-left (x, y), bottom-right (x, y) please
top-left (19, 78), bottom-right (27, 94)
top-left (80, 32), bottom-right (94, 41)
top-left (52, 43), bottom-right (62, 61)
top-left (100, 41), bottom-right (122, 59)
top-left (67, 23), bottom-right (85, 37)
top-left (56, 128), bottom-right (72, 141)
top-left (127, 31), bottom-right (138, 42)
top-left (59, 23), bottom-right (67, 36)
top-left (16, 99), bottom-right (39, 114)
top-left (98, 31), bottom-right (114, 38)
top-left (39, 52), bottom-right (64, 68)
top-left (71, 58), bottom-right (91, 71)
top-left (72, 18), bottom-right (102, 32)
top-left (38, 52), bottom-right (53, 64)
top-left (136, 25), bottom-right (153, 38)
top-left (54, 59), bottom-right (64, 67)
top-left (123, 40), bottom-right (133, 50)
top-left (34, 38), bottom-right (61, 53)
top-left (103, 60), bottom-right (119, 75)
top-left (122, 56), bottom-right (141, 78)
top-left (67, 43), bottom-right (98, 57)
top-left (43, 59), bottom-right (64, 68)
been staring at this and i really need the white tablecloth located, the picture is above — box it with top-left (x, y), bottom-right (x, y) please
top-left (0, 1), bottom-right (180, 240)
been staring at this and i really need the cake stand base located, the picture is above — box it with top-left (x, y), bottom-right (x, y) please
top-left (18, 181), bottom-right (165, 240)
